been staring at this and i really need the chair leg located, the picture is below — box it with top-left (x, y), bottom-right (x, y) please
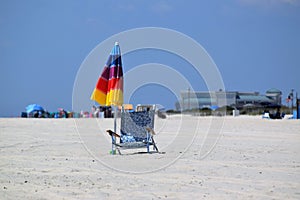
top-left (153, 143), bottom-right (159, 152)
top-left (146, 131), bottom-right (150, 153)
top-left (117, 148), bottom-right (122, 155)
top-left (151, 136), bottom-right (159, 152)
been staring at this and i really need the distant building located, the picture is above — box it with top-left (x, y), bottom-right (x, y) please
top-left (176, 88), bottom-right (282, 111)
top-left (265, 88), bottom-right (282, 106)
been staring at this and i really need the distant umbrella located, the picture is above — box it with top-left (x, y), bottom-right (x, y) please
top-left (210, 105), bottom-right (219, 111)
top-left (26, 104), bottom-right (44, 114)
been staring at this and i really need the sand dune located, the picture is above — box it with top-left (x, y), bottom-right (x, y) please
top-left (0, 116), bottom-right (299, 199)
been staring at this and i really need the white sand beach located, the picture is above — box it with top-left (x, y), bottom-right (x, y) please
top-left (0, 115), bottom-right (299, 199)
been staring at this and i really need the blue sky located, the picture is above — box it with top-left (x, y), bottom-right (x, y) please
top-left (0, 0), bottom-right (299, 116)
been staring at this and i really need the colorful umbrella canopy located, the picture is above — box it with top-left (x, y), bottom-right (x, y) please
top-left (90, 42), bottom-right (124, 106)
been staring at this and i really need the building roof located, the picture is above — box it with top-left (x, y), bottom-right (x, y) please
top-left (266, 88), bottom-right (282, 94)
top-left (185, 98), bottom-right (216, 104)
top-left (237, 95), bottom-right (273, 102)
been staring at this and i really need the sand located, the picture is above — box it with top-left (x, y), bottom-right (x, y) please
top-left (0, 115), bottom-right (299, 199)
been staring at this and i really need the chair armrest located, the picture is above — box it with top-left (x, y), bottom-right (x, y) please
top-left (145, 127), bottom-right (156, 136)
top-left (106, 130), bottom-right (121, 138)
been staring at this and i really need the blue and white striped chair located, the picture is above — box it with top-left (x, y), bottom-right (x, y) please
top-left (107, 106), bottom-right (159, 154)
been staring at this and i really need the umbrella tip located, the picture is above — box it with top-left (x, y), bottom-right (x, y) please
top-left (115, 42), bottom-right (119, 46)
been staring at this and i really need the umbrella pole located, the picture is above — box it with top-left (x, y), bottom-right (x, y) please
top-left (112, 105), bottom-right (117, 155)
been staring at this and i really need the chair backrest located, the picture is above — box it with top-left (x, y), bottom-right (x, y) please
top-left (120, 110), bottom-right (155, 142)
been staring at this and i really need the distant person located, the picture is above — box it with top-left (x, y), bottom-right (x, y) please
top-left (275, 109), bottom-right (281, 119)
top-left (59, 108), bottom-right (68, 118)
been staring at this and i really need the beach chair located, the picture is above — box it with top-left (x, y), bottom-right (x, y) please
top-left (107, 106), bottom-right (159, 154)
top-left (262, 112), bottom-right (270, 119)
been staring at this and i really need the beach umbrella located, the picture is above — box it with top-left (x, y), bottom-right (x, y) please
top-left (26, 104), bottom-right (44, 114)
top-left (90, 42), bottom-right (123, 107)
top-left (210, 105), bottom-right (219, 111)
top-left (90, 42), bottom-right (124, 154)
